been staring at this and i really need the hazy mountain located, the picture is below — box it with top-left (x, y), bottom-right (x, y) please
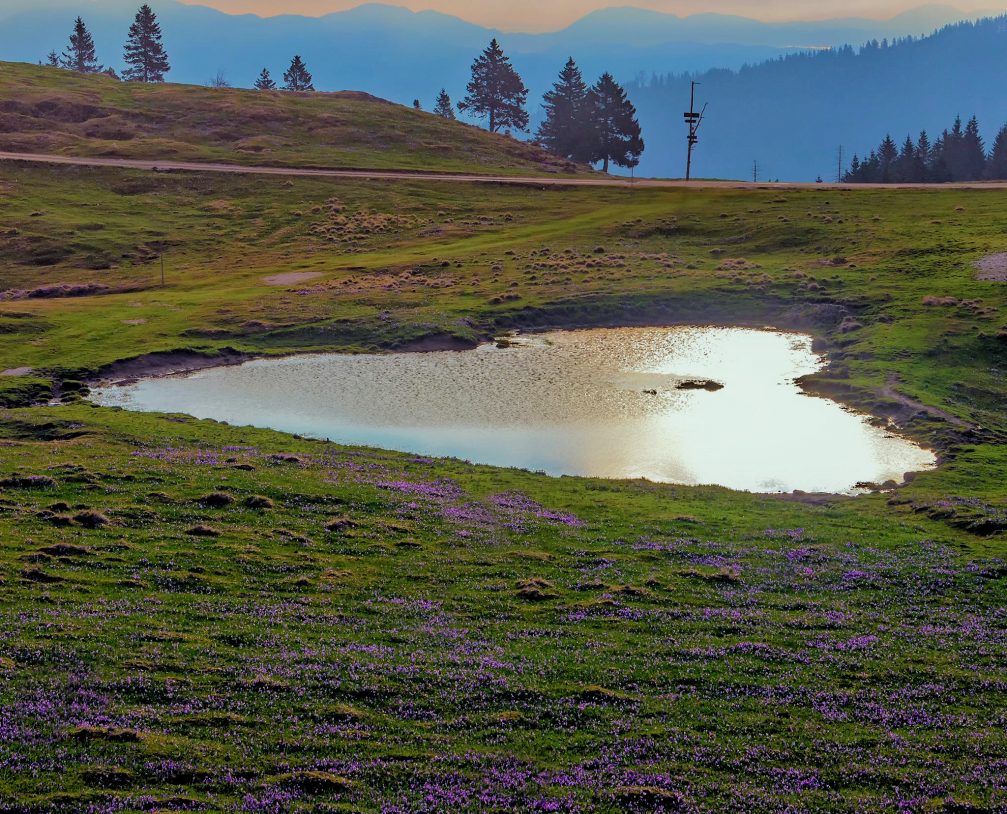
top-left (0, 1), bottom-right (981, 102)
top-left (0, 1), bottom-right (997, 179)
top-left (629, 15), bottom-right (1007, 180)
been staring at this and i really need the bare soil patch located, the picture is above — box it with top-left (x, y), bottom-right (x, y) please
top-left (262, 272), bottom-right (324, 287)
top-left (975, 253), bottom-right (1007, 281)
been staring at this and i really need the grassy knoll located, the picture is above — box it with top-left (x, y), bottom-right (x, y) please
top-left (0, 156), bottom-right (1005, 812)
top-left (0, 61), bottom-right (578, 175)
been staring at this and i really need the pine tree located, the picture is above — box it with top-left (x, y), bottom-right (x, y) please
top-left (62, 17), bottom-right (101, 73)
top-left (894, 135), bottom-right (917, 182)
top-left (458, 39), bottom-right (528, 133)
top-left (986, 124), bottom-right (1007, 180)
top-left (282, 55), bottom-right (313, 91)
top-left (962, 115), bottom-right (986, 180)
top-left (877, 134), bottom-right (898, 181)
top-left (413, 99), bottom-right (421, 110)
top-left (253, 68), bottom-right (276, 90)
top-left (537, 57), bottom-right (592, 162)
top-left (433, 89), bottom-right (455, 119)
top-left (122, 5), bottom-right (170, 83)
top-left (45, 50), bottom-right (61, 67)
top-left (588, 73), bottom-right (644, 172)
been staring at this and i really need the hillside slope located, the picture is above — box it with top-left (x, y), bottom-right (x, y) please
top-left (0, 61), bottom-right (578, 175)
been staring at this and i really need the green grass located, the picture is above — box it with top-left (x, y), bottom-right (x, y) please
top-left (0, 61), bottom-right (582, 175)
top-left (0, 143), bottom-right (1005, 811)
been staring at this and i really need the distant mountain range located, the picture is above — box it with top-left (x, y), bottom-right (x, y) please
top-left (0, 1), bottom-right (1001, 179)
top-left (630, 15), bottom-right (1007, 180)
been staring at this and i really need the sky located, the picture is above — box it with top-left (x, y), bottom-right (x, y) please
top-left (176, 0), bottom-right (988, 30)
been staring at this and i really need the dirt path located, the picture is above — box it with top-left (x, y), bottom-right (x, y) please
top-left (975, 253), bottom-right (1007, 281)
top-left (880, 375), bottom-right (972, 429)
top-left (8, 151), bottom-right (1007, 189)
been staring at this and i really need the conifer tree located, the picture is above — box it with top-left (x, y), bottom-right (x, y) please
top-left (253, 68), bottom-right (276, 90)
top-left (458, 39), bottom-right (528, 133)
top-left (985, 124), bottom-right (1007, 180)
top-left (877, 134), bottom-right (898, 181)
top-left (962, 115), bottom-right (986, 180)
top-left (588, 72), bottom-right (644, 172)
top-left (282, 55), bottom-right (313, 91)
top-left (45, 50), bottom-right (61, 67)
top-left (537, 57), bottom-right (592, 162)
top-left (62, 17), bottom-right (101, 73)
top-left (122, 5), bottom-right (170, 83)
top-left (433, 89), bottom-right (455, 119)
top-left (413, 99), bottom-right (421, 110)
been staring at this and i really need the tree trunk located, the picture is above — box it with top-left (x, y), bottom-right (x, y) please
top-left (603, 156), bottom-right (609, 173)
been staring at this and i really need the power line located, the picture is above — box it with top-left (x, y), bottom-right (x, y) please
top-left (683, 81), bottom-right (706, 181)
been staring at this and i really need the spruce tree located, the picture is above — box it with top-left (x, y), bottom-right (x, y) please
top-left (986, 124), bottom-right (1007, 180)
top-left (122, 5), bottom-right (170, 83)
top-left (253, 68), bottom-right (276, 90)
top-left (433, 89), bottom-right (455, 119)
top-left (458, 39), bottom-right (528, 133)
top-left (45, 50), bottom-right (61, 67)
top-left (62, 17), bottom-right (101, 73)
top-left (537, 57), bottom-right (592, 162)
top-left (282, 56), bottom-right (313, 91)
top-left (962, 115), bottom-right (986, 180)
top-left (588, 73), bottom-right (644, 172)
top-left (877, 134), bottom-right (898, 181)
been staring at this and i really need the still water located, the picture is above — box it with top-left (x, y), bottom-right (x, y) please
top-left (91, 326), bottom-right (936, 493)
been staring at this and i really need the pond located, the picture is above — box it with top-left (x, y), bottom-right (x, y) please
top-left (91, 326), bottom-right (936, 494)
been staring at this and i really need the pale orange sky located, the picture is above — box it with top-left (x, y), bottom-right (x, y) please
top-left (179, 0), bottom-right (984, 31)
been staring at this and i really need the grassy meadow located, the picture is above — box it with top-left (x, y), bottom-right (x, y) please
top-left (0, 61), bottom-right (577, 175)
top-left (0, 66), bottom-right (1006, 814)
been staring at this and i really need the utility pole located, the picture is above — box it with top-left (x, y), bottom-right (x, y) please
top-left (683, 81), bottom-right (706, 181)
top-left (836, 145), bottom-right (844, 183)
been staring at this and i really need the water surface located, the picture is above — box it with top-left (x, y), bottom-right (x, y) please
top-left (92, 326), bottom-right (935, 493)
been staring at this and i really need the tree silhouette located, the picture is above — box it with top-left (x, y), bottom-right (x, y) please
top-left (45, 50), bottom-right (61, 67)
top-left (434, 89), bottom-right (455, 119)
top-left (962, 115), bottom-right (986, 180)
top-left (282, 55), bottom-right (313, 91)
top-left (253, 68), bottom-right (276, 90)
top-left (122, 5), bottom-right (169, 83)
top-left (62, 17), bottom-right (101, 73)
top-left (986, 125), bottom-right (1007, 179)
top-left (537, 58), bottom-right (592, 162)
top-left (589, 73), bottom-right (644, 172)
top-left (458, 39), bottom-right (528, 133)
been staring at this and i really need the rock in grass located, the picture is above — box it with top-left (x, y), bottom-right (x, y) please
top-left (198, 492), bottom-right (235, 508)
top-left (37, 543), bottom-right (90, 557)
top-left (0, 474), bottom-right (57, 489)
top-left (21, 568), bottom-right (64, 584)
top-left (186, 525), bottom-right (221, 537)
top-left (69, 725), bottom-right (141, 743)
top-left (516, 577), bottom-right (558, 601)
top-left (73, 510), bottom-right (110, 528)
top-left (325, 517), bottom-right (359, 533)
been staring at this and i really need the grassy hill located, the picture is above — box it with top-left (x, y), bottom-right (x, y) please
top-left (0, 68), bottom-right (1005, 812)
top-left (0, 61), bottom-right (581, 175)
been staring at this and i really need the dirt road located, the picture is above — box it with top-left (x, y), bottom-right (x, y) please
top-left (6, 150), bottom-right (1007, 189)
